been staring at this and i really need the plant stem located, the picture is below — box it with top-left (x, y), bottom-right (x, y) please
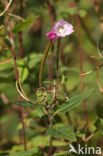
top-left (7, 15), bottom-right (19, 80)
top-left (47, 0), bottom-right (54, 27)
top-left (39, 41), bottom-right (52, 88)
top-left (47, 0), bottom-right (55, 90)
top-left (6, 1), bottom-right (27, 150)
top-left (48, 44), bottom-right (54, 89)
top-left (49, 136), bottom-right (53, 156)
top-left (48, 108), bottom-right (54, 156)
top-left (76, 15), bottom-right (88, 126)
top-left (56, 38), bottom-right (61, 87)
top-left (18, 0), bottom-right (27, 150)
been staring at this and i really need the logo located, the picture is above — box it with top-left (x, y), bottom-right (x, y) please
top-left (69, 144), bottom-right (101, 155)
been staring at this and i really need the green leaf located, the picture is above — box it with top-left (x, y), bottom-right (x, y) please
top-left (37, 106), bottom-right (45, 117)
top-left (78, 9), bottom-right (87, 17)
top-left (12, 16), bottom-right (39, 33)
top-left (76, 131), bottom-right (85, 138)
top-left (43, 80), bottom-right (56, 87)
top-left (24, 53), bottom-right (43, 69)
top-left (91, 56), bottom-right (103, 63)
top-left (18, 60), bottom-right (29, 82)
top-left (46, 125), bottom-right (76, 142)
top-left (15, 101), bottom-right (35, 108)
top-left (94, 118), bottom-right (103, 135)
top-left (9, 149), bottom-right (39, 156)
top-left (54, 89), bottom-right (94, 114)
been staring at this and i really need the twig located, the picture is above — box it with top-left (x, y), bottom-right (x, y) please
top-left (0, 0), bottom-right (12, 17)
top-left (76, 15), bottom-right (88, 126)
top-left (80, 63), bottom-right (103, 76)
top-left (0, 93), bottom-right (8, 104)
top-left (8, 13), bottom-right (25, 21)
top-left (82, 133), bottom-right (95, 142)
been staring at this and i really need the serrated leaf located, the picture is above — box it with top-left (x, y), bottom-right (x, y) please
top-left (15, 101), bottom-right (35, 108)
top-left (46, 125), bottom-right (76, 142)
top-left (54, 89), bottom-right (94, 115)
top-left (12, 16), bottom-right (39, 33)
top-left (91, 56), bottom-right (103, 63)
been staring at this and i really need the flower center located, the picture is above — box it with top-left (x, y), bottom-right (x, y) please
top-left (58, 27), bottom-right (65, 34)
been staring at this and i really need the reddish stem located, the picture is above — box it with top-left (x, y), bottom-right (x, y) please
top-left (76, 15), bottom-right (88, 126)
top-left (18, 0), bottom-right (27, 150)
top-left (47, 0), bottom-right (54, 27)
top-left (7, 1), bottom-right (27, 150)
top-left (47, 0), bottom-right (55, 91)
top-left (48, 45), bottom-right (54, 90)
top-left (46, 1), bottom-right (55, 154)
top-left (8, 15), bottom-right (19, 80)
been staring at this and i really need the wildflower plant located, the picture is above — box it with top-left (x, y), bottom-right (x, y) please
top-left (0, 0), bottom-right (103, 156)
top-left (15, 19), bottom-right (94, 155)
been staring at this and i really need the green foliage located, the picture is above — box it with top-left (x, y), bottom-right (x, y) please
top-left (91, 56), bottom-right (103, 63)
top-left (60, 8), bottom-right (87, 19)
top-left (15, 101), bottom-right (35, 108)
top-left (12, 16), bottom-right (39, 33)
top-left (0, 0), bottom-right (103, 155)
top-left (46, 125), bottom-right (76, 142)
top-left (54, 89), bottom-right (94, 114)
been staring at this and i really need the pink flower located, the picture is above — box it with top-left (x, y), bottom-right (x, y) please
top-left (52, 19), bottom-right (74, 37)
top-left (46, 19), bottom-right (74, 40)
top-left (46, 30), bottom-right (59, 40)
